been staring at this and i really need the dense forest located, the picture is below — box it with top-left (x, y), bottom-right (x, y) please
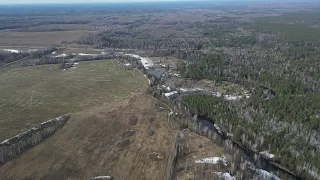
top-left (177, 12), bottom-right (320, 180)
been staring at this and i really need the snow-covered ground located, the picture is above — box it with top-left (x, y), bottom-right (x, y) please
top-left (224, 95), bottom-right (243, 101)
top-left (245, 161), bottom-right (281, 180)
top-left (255, 169), bottom-right (281, 180)
top-left (2, 49), bottom-right (19, 53)
top-left (195, 156), bottom-right (227, 166)
top-left (27, 49), bottom-right (38, 52)
top-left (215, 172), bottom-right (236, 180)
top-left (92, 176), bottom-right (113, 180)
top-left (125, 54), bottom-right (154, 69)
top-left (214, 124), bottom-right (223, 134)
top-left (54, 53), bottom-right (67, 58)
top-left (77, 53), bottom-right (99, 56)
top-left (259, 151), bottom-right (275, 159)
top-left (2, 49), bottom-right (38, 53)
top-left (164, 91), bottom-right (178, 97)
top-left (178, 87), bottom-right (251, 101)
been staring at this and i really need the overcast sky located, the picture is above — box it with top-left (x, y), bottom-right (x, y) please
top-left (0, 0), bottom-right (199, 4)
top-left (0, 0), bottom-right (311, 4)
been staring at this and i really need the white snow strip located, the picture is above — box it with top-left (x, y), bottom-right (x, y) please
top-left (195, 156), bottom-right (227, 166)
top-left (224, 95), bottom-right (242, 101)
top-left (27, 49), bottom-right (38, 52)
top-left (52, 51), bottom-right (57, 54)
top-left (124, 63), bottom-right (131, 66)
top-left (78, 53), bottom-right (98, 56)
top-left (164, 91), bottom-right (178, 97)
top-left (92, 176), bottom-right (112, 180)
top-left (54, 53), bottom-right (67, 58)
top-left (126, 54), bottom-right (153, 69)
top-left (2, 49), bottom-right (19, 53)
top-left (215, 172), bottom-right (236, 180)
top-left (259, 151), bottom-right (275, 159)
top-left (179, 88), bottom-right (189, 92)
top-left (1, 139), bottom-right (9, 144)
top-left (214, 124), bottom-right (223, 134)
top-left (214, 92), bottom-right (222, 97)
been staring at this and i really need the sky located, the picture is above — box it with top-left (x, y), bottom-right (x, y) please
top-left (0, 0), bottom-right (198, 4)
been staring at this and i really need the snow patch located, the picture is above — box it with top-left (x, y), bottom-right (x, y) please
top-left (259, 150), bottom-right (275, 159)
top-left (27, 49), bottom-right (38, 52)
top-left (224, 95), bottom-right (242, 101)
top-left (256, 169), bottom-right (281, 180)
top-left (78, 53), bottom-right (98, 56)
top-left (54, 53), bottom-right (67, 58)
top-left (215, 172), bottom-right (236, 180)
top-left (214, 92), bottom-right (222, 97)
top-left (179, 88), bottom-right (189, 92)
top-left (245, 161), bottom-right (281, 180)
top-left (2, 49), bottom-right (19, 53)
top-left (195, 156), bottom-right (227, 166)
top-left (52, 51), bottom-right (57, 54)
top-left (126, 54), bottom-right (153, 69)
top-left (92, 176), bottom-right (113, 180)
top-left (164, 91), bottom-right (178, 97)
top-left (214, 124), bottom-right (223, 134)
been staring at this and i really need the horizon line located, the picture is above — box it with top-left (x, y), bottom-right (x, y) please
top-left (0, 0), bottom-right (303, 5)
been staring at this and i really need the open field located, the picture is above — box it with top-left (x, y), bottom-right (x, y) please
top-left (0, 60), bottom-right (148, 140)
top-left (59, 47), bottom-right (104, 54)
top-left (0, 93), bottom-right (227, 180)
top-left (0, 30), bottom-right (91, 47)
top-left (12, 24), bottom-right (98, 32)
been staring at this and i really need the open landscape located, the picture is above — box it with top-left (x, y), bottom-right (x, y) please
top-left (0, 1), bottom-right (320, 180)
top-left (0, 60), bottom-right (147, 139)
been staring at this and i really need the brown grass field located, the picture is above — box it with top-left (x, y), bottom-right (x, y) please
top-left (0, 93), bottom-right (226, 180)
top-left (0, 30), bottom-right (91, 47)
top-left (0, 60), bottom-right (148, 140)
top-left (0, 59), bottom-right (227, 180)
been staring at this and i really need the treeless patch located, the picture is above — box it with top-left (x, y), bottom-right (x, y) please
top-left (128, 116), bottom-right (138, 126)
top-left (116, 138), bottom-right (131, 149)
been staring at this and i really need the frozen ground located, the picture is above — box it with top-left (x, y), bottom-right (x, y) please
top-left (195, 156), bottom-right (227, 166)
top-left (125, 54), bottom-right (154, 69)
